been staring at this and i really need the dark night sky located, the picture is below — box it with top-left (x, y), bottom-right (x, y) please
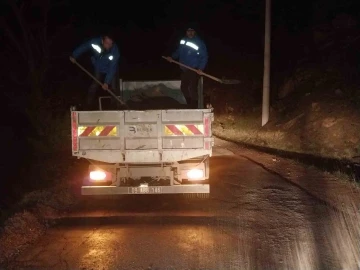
top-left (1, 0), bottom-right (360, 80)
top-left (0, 0), bottom-right (360, 96)
top-left (0, 0), bottom-right (359, 111)
top-left (67, 0), bottom-right (360, 77)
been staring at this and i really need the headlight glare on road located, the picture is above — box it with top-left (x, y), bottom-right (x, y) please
top-left (89, 170), bottom-right (107, 181)
top-left (187, 169), bottom-right (204, 180)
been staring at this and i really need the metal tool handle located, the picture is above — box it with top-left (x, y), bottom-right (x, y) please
top-left (70, 58), bottom-right (128, 107)
top-left (162, 56), bottom-right (223, 83)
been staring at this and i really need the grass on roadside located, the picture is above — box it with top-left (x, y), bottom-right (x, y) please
top-left (213, 112), bottom-right (360, 161)
top-left (0, 158), bottom-right (86, 266)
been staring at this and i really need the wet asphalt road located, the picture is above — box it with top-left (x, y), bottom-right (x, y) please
top-left (8, 144), bottom-right (344, 270)
top-left (13, 224), bottom-right (242, 270)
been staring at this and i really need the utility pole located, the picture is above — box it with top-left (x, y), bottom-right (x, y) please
top-left (262, 0), bottom-right (271, 126)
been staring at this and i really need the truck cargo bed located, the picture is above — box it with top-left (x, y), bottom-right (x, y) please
top-left (71, 109), bottom-right (214, 163)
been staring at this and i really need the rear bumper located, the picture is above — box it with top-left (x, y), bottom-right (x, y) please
top-left (81, 184), bottom-right (210, 195)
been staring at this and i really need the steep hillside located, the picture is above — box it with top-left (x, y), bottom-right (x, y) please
top-left (210, 14), bottom-right (360, 163)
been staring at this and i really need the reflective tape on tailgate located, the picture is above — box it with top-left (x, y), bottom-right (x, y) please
top-left (78, 126), bottom-right (117, 137)
top-left (164, 124), bottom-right (204, 136)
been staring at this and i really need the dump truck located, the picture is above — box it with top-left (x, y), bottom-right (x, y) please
top-left (71, 78), bottom-right (214, 196)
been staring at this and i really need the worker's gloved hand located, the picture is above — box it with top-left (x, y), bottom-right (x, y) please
top-left (102, 83), bottom-right (109, 91)
top-left (165, 56), bottom-right (173, 62)
top-left (69, 56), bottom-right (77, 63)
top-left (196, 69), bottom-right (203, 75)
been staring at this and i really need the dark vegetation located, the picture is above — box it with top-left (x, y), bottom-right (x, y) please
top-left (209, 13), bottom-right (360, 171)
top-left (0, 1), bottom-right (80, 220)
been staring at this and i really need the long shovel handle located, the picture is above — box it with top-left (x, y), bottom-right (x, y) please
top-left (162, 56), bottom-right (223, 83)
top-left (70, 58), bottom-right (128, 107)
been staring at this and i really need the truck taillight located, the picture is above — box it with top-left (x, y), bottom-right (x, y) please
top-left (204, 115), bottom-right (210, 137)
top-left (71, 111), bottom-right (78, 152)
top-left (204, 114), bottom-right (211, 150)
top-left (89, 170), bottom-right (111, 182)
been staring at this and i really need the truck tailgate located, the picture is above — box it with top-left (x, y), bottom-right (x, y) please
top-left (71, 109), bottom-right (214, 163)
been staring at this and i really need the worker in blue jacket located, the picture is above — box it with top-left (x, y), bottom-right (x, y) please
top-left (70, 34), bottom-right (120, 109)
top-left (166, 26), bottom-right (208, 109)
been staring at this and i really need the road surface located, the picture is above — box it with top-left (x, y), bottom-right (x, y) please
top-left (7, 140), bottom-right (354, 270)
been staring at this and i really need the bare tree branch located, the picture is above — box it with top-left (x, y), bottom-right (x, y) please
top-left (0, 17), bottom-right (28, 60)
top-left (20, 1), bottom-right (45, 60)
top-left (6, 0), bottom-right (36, 70)
top-left (42, 4), bottom-right (49, 56)
top-left (4, 0), bottom-right (74, 96)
